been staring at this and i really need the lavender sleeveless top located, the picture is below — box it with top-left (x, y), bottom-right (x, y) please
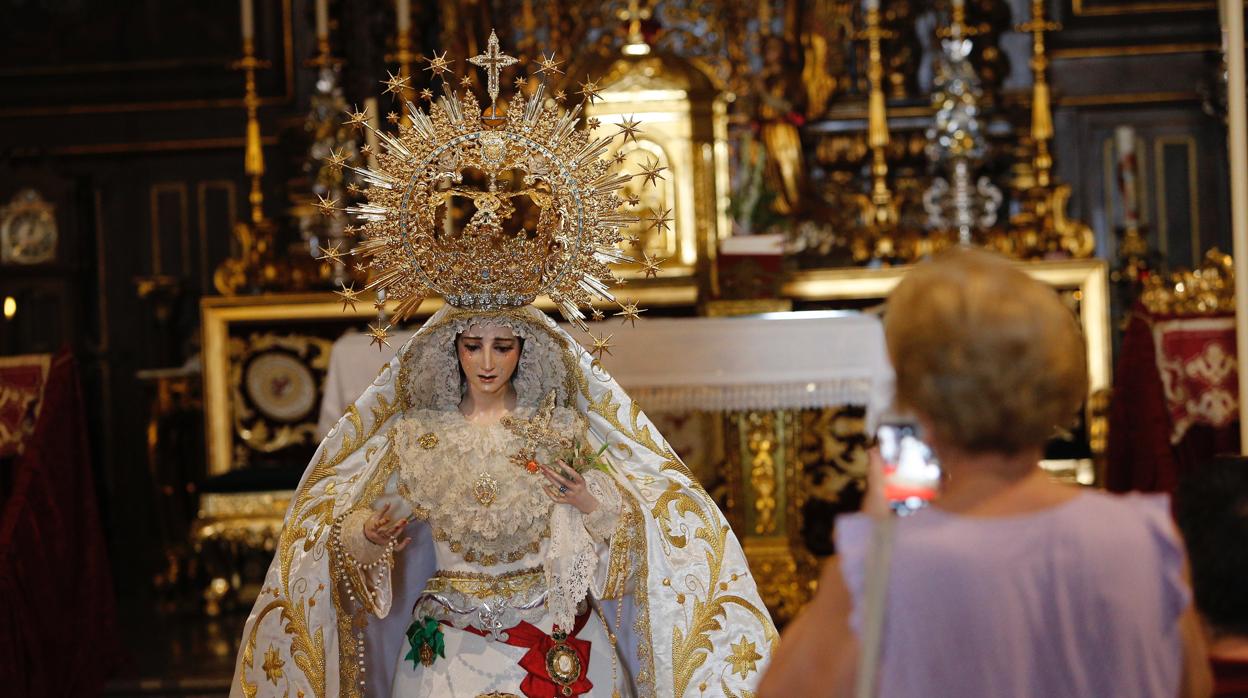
top-left (837, 491), bottom-right (1189, 698)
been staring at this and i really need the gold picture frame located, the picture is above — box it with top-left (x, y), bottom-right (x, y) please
top-left (783, 257), bottom-right (1112, 481)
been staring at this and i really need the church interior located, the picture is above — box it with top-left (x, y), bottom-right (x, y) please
top-left (3, 0), bottom-right (1247, 696)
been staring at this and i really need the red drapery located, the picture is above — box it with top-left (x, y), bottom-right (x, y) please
top-left (1107, 310), bottom-right (1240, 494)
top-left (0, 351), bottom-right (121, 695)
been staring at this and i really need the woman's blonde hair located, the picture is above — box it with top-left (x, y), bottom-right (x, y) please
top-left (884, 248), bottom-right (1088, 454)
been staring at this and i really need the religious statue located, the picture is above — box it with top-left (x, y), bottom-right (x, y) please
top-left (230, 30), bottom-right (776, 698)
top-left (753, 35), bottom-right (808, 216)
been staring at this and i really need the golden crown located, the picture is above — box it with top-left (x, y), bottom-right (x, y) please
top-left (320, 30), bottom-right (657, 345)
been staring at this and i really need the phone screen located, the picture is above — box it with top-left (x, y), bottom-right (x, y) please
top-left (876, 423), bottom-right (941, 514)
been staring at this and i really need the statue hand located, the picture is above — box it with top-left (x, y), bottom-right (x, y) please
top-left (363, 502), bottom-right (413, 551)
top-left (540, 460), bottom-right (599, 514)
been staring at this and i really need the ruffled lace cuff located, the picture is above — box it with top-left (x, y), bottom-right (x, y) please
top-left (582, 469), bottom-right (623, 544)
top-left (331, 508), bottom-right (396, 618)
top-left (339, 508), bottom-right (390, 566)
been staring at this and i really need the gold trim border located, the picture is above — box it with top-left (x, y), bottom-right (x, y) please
top-left (1050, 42), bottom-right (1219, 59)
top-left (1057, 91), bottom-right (1201, 107)
top-left (1153, 135), bottom-right (1202, 264)
top-left (1072, 0), bottom-right (1214, 15)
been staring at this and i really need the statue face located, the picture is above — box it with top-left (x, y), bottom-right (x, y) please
top-left (456, 323), bottom-right (520, 397)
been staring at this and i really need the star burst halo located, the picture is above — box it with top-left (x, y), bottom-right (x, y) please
top-left (321, 29), bottom-right (657, 351)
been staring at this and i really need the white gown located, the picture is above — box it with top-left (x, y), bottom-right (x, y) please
top-left (337, 407), bottom-right (625, 697)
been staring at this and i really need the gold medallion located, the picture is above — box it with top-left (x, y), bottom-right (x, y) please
top-left (545, 632), bottom-right (581, 693)
top-left (472, 472), bottom-right (498, 507)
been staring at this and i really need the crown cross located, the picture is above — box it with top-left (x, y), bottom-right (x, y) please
top-left (468, 29), bottom-right (518, 108)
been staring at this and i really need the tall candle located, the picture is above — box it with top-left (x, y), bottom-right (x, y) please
top-left (240, 0), bottom-right (255, 41)
top-left (864, 0), bottom-right (879, 12)
top-left (396, 0), bottom-right (410, 33)
top-left (315, 0), bottom-right (329, 39)
top-left (1115, 125), bottom-right (1140, 227)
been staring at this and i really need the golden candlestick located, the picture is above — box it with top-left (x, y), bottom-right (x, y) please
top-left (234, 38), bottom-right (271, 225)
top-left (937, 1), bottom-right (982, 41)
top-left (1018, 0), bottom-right (1060, 189)
top-left (308, 33), bottom-right (341, 68)
top-left (858, 7), bottom-right (898, 229)
top-left (619, 0), bottom-right (653, 55)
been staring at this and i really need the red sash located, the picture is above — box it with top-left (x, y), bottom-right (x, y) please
top-left (445, 610), bottom-right (593, 698)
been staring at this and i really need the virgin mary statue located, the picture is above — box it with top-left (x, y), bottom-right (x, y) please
top-left (229, 30), bottom-right (777, 698)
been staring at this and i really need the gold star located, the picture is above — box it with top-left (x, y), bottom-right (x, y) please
top-left (353, 262), bottom-right (368, 273)
top-left (554, 89), bottom-right (567, 102)
top-left (638, 159), bottom-right (667, 187)
top-left (419, 87), bottom-right (434, 101)
top-left (343, 223), bottom-right (360, 236)
top-left (616, 115), bottom-right (643, 143)
top-left (314, 194), bottom-right (339, 217)
top-left (360, 143), bottom-right (374, 157)
top-left (386, 111), bottom-right (401, 124)
top-left (611, 151), bottom-right (628, 166)
top-left (262, 645), bottom-right (285, 683)
top-left (578, 77), bottom-right (602, 103)
top-left (513, 75), bottom-right (527, 90)
top-left (317, 242), bottom-right (345, 264)
top-left (625, 235), bottom-right (642, 245)
top-left (372, 295), bottom-right (387, 312)
top-left (587, 117), bottom-right (601, 129)
top-left (625, 194), bottom-right (641, 207)
top-left (346, 182), bottom-right (362, 195)
top-left (367, 321), bottom-right (392, 350)
top-left (424, 50), bottom-right (452, 78)
top-left (728, 637), bottom-right (763, 680)
top-left (589, 333), bottom-right (614, 360)
top-left (343, 107), bottom-right (369, 128)
top-left (640, 252), bottom-right (664, 278)
top-left (645, 207), bottom-right (673, 233)
top-left (459, 74), bottom-right (473, 88)
top-left (326, 148), bottom-right (347, 169)
top-left (615, 302), bottom-right (645, 327)
top-left (591, 307), bottom-right (605, 321)
top-left (534, 52), bottom-right (564, 76)
top-left (381, 70), bottom-right (409, 96)
top-left (335, 283), bottom-right (361, 311)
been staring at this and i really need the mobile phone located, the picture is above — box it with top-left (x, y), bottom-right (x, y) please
top-left (876, 422), bottom-right (941, 514)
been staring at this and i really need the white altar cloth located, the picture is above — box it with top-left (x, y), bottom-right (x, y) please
top-left (317, 311), bottom-right (894, 438)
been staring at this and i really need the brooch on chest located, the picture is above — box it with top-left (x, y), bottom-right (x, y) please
top-left (472, 472), bottom-right (499, 507)
top-left (501, 391), bottom-right (572, 474)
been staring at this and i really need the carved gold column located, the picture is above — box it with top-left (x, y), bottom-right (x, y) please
top-left (724, 410), bottom-right (817, 625)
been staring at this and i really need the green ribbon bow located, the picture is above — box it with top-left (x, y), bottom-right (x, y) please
top-left (404, 615), bottom-right (446, 668)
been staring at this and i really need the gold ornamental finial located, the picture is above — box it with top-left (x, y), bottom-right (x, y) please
top-left (468, 29), bottom-right (518, 110)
